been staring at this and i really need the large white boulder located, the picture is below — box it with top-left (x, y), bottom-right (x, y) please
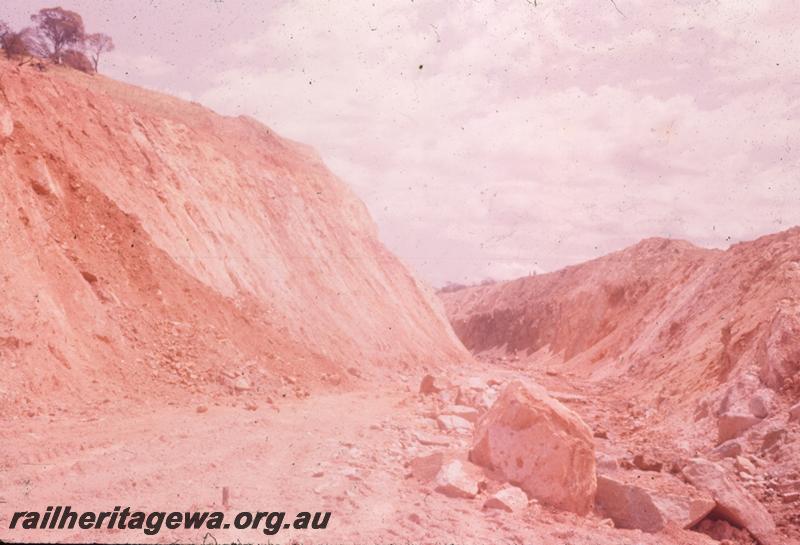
top-left (469, 380), bottom-right (596, 514)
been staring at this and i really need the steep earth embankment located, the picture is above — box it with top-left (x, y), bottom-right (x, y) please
top-left (0, 57), bottom-right (468, 417)
top-left (441, 231), bottom-right (800, 413)
top-left (440, 230), bottom-right (800, 542)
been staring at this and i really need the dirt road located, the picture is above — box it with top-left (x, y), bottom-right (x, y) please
top-left (1, 374), bottom-right (712, 545)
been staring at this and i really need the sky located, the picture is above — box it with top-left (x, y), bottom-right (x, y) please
top-left (4, 1), bottom-right (799, 286)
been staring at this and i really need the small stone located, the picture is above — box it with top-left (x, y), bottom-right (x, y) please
top-left (196, 405), bottom-right (208, 414)
top-left (408, 452), bottom-right (445, 482)
top-left (788, 402), bottom-right (800, 422)
top-left (717, 413), bottom-right (761, 444)
top-left (420, 374), bottom-right (449, 395)
top-left (711, 439), bottom-right (743, 459)
top-left (633, 454), bottom-right (663, 472)
top-left (0, 107), bottom-right (13, 139)
top-left (233, 376), bottom-right (251, 391)
top-left (593, 428), bottom-right (608, 439)
top-left (434, 460), bottom-right (482, 499)
top-left (749, 390), bottom-right (773, 419)
top-left (775, 479), bottom-right (800, 493)
top-left (441, 404), bottom-right (481, 423)
top-left (595, 452), bottom-right (620, 472)
top-left (761, 428), bottom-right (787, 452)
top-left (244, 402), bottom-right (258, 411)
top-left (436, 414), bottom-right (472, 433)
top-left (484, 485), bottom-right (529, 512)
top-left (413, 431), bottom-right (450, 446)
top-left (781, 492), bottom-right (800, 504)
top-left (735, 456), bottom-right (756, 475)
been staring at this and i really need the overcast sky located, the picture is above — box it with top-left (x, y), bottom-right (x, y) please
top-left (4, 1), bottom-right (799, 286)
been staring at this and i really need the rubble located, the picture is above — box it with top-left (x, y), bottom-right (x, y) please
top-left (683, 458), bottom-right (777, 545)
top-left (595, 469), bottom-right (715, 532)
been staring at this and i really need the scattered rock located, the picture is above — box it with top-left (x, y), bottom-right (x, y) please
top-left (711, 439), bottom-right (743, 459)
top-left (748, 390), bottom-right (774, 419)
top-left (484, 485), bottom-right (529, 512)
top-left (0, 107), bottom-right (13, 139)
top-left (717, 413), bottom-right (761, 444)
top-left (434, 459), bottom-right (483, 499)
top-left (80, 271), bottom-right (98, 284)
top-left (789, 402), bottom-right (800, 423)
top-left (232, 376), bottom-right (251, 391)
top-left (413, 431), bottom-right (450, 447)
top-left (420, 374), bottom-right (450, 395)
top-left (776, 479), bottom-right (800, 493)
top-left (595, 452), bottom-right (620, 472)
top-left (440, 404), bottom-right (480, 423)
top-left (632, 454), bottom-right (663, 472)
top-left (436, 414), bottom-right (472, 433)
top-left (595, 469), bottom-right (715, 532)
top-left (696, 518), bottom-right (757, 544)
top-left (782, 492), bottom-right (800, 504)
top-left (735, 456), bottom-right (756, 475)
top-left (682, 458), bottom-right (777, 545)
top-left (408, 452), bottom-right (445, 481)
top-left (435, 386), bottom-right (460, 405)
top-left (757, 305), bottom-right (800, 389)
top-left (761, 428), bottom-right (787, 452)
top-left (470, 380), bottom-right (596, 515)
top-left (455, 385), bottom-right (497, 411)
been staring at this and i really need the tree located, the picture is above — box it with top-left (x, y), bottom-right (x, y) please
top-left (1, 24), bottom-right (32, 59)
top-left (19, 27), bottom-right (49, 58)
top-left (85, 33), bottom-right (114, 72)
top-left (62, 49), bottom-right (93, 73)
top-left (30, 7), bottom-right (85, 64)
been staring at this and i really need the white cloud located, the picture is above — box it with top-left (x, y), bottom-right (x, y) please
top-left (11, 0), bottom-right (795, 286)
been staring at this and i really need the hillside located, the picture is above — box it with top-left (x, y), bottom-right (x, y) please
top-left (440, 230), bottom-right (800, 542)
top-left (441, 231), bottom-right (800, 407)
top-left (0, 56), bottom-right (468, 417)
top-left (3, 57), bottom-right (798, 545)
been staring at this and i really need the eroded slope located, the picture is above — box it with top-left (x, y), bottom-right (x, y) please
top-left (0, 58), bottom-right (468, 416)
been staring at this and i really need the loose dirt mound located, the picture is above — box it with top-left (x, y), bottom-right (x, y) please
top-left (0, 57), bottom-right (467, 417)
